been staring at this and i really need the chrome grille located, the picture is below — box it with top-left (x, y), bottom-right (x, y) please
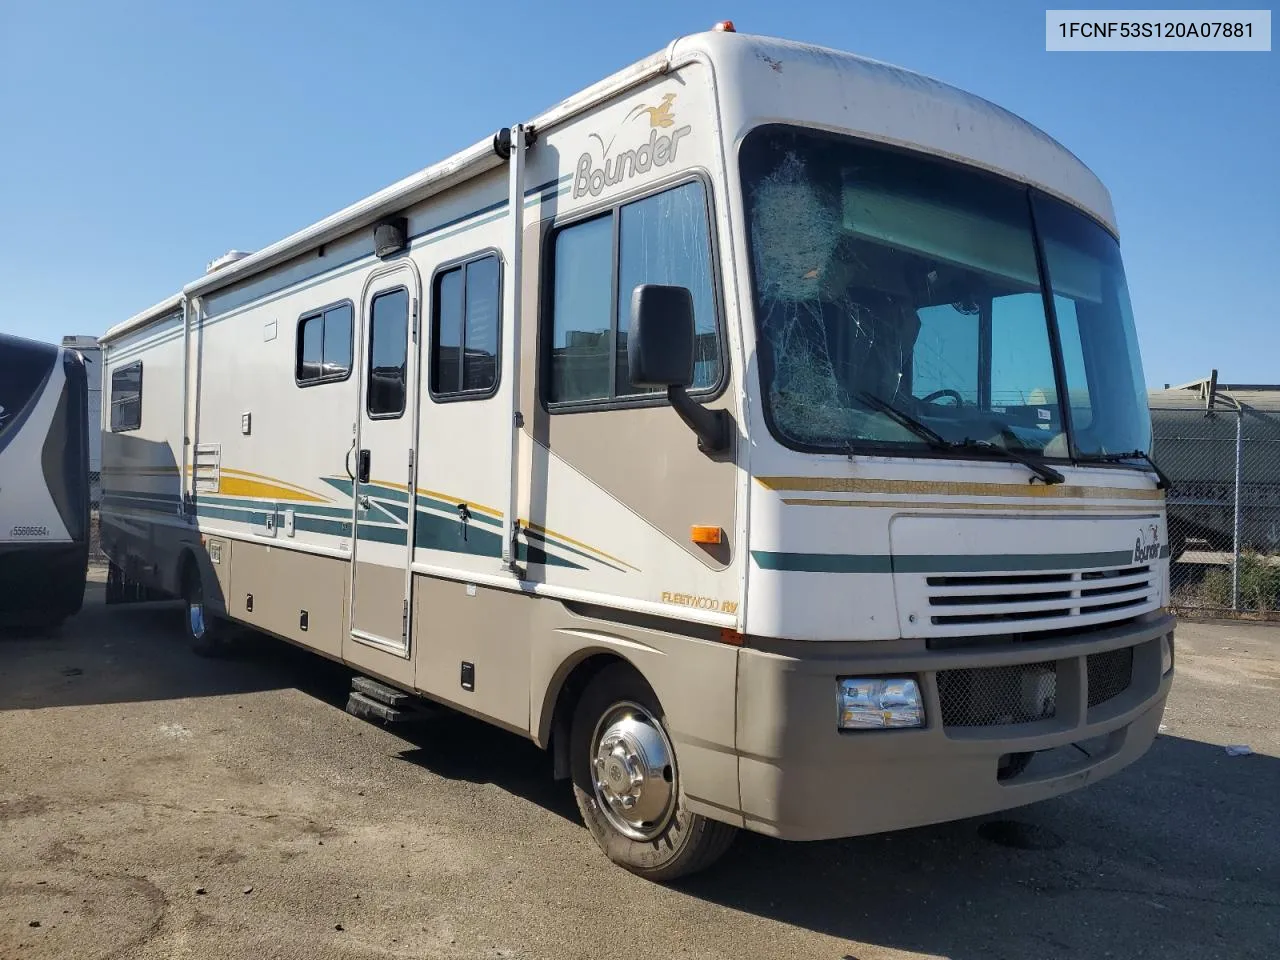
top-left (927, 564), bottom-right (1156, 629)
top-left (1087, 646), bottom-right (1135, 708)
top-left (937, 660), bottom-right (1057, 728)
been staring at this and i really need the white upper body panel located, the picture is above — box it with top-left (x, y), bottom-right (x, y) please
top-left (691, 31), bottom-right (1115, 232)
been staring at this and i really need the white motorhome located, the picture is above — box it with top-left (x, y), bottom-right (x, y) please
top-left (1, 332), bottom-right (90, 627)
top-left (99, 27), bottom-right (1174, 879)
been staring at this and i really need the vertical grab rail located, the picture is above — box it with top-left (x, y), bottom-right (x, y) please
top-left (179, 295), bottom-right (190, 519)
top-left (499, 124), bottom-right (527, 571)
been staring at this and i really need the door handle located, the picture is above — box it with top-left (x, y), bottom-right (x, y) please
top-left (357, 449), bottom-right (371, 484)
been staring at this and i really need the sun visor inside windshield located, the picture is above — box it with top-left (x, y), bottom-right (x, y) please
top-left (841, 184), bottom-right (1102, 303)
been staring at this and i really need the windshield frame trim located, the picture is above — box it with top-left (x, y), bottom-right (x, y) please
top-left (1026, 189), bottom-right (1081, 466)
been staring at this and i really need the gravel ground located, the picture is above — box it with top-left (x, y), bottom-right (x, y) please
top-left (1, 575), bottom-right (1277, 960)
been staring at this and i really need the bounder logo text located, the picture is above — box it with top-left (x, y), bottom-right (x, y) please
top-left (574, 93), bottom-right (693, 199)
top-left (1133, 524), bottom-right (1162, 564)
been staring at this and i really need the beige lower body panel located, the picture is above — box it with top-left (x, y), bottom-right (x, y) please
top-left (227, 541), bottom-right (348, 659)
top-left (100, 509), bottom-right (198, 597)
top-left (351, 560), bottom-right (408, 650)
top-left (735, 615), bottom-right (1175, 840)
top-left (412, 575), bottom-right (743, 821)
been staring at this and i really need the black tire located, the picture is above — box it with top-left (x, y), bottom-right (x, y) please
top-left (570, 662), bottom-right (736, 881)
top-left (182, 559), bottom-right (235, 658)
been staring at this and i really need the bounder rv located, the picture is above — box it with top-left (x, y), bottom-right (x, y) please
top-left (99, 26), bottom-right (1174, 879)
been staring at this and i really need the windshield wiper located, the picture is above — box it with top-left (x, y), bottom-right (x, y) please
top-left (951, 438), bottom-right (1065, 485)
top-left (855, 392), bottom-right (949, 449)
top-left (1079, 450), bottom-right (1172, 490)
top-left (856, 392), bottom-right (1065, 485)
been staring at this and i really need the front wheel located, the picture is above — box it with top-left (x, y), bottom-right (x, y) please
top-left (570, 663), bottom-right (736, 881)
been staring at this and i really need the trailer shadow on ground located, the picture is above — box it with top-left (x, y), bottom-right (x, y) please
top-left (0, 587), bottom-right (351, 714)
top-left (5, 592), bottom-right (1278, 958)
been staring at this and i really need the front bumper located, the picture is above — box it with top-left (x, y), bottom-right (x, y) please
top-left (735, 613), bottom-right (1174, 840)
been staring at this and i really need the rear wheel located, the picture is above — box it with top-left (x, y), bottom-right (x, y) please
top-left (570, 663), bottom-right (736, 881)
top-left (182, 560), bottom-right (234, 658)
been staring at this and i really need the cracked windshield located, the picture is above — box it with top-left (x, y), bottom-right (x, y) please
top-left (741, 126), bottom-right (1151, 459)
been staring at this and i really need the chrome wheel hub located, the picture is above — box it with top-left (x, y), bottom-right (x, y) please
top-left (188, 601), bottom-right (205, 640)
top-left (590, 702), bottom-right (676, 841)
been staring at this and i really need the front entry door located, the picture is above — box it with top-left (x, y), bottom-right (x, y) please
top-left (350, 267), bottom-right (419, 653)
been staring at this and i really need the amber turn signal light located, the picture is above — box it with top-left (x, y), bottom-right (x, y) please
top-left (690, 525), bottom-right (723, 545)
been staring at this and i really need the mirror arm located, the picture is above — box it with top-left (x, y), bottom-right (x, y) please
top-left (668, 385), bottom-right (731, 455)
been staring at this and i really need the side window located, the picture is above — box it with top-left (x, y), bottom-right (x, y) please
top-left (367, 288), bottom-right (409, 417)
top-left (912, 304), bottom-right (979, 404)
top-left (547, 179), bottom-right (722, 406)
top-left (431, 253), bottom-right (501, 399)
top-left (110, 361), bottom-right (143, 432)
top-left (549, 214), bottom-right (613, 403)
top-left (296, 302), bottom-right (353, 385)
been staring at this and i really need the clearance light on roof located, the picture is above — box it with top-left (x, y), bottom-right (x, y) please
top-left (713, 20), bottom-right (736, 32)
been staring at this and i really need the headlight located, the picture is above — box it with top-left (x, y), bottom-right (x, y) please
top-left (1161, 635), bottom-right (1175, 676)
top-left (837, 677), bottom-right (924, 729)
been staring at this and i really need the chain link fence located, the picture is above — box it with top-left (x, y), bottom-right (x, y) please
top-left (88, 508), bottom-right (108, 566)
top-left (1155, 405), bottom-right (1280, 618)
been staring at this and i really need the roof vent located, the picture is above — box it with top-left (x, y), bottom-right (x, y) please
top-left (206, 250), bottom-right (252, 274)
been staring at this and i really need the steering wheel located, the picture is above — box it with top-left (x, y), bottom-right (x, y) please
top-left (921, 388), bottom-right (964, 406)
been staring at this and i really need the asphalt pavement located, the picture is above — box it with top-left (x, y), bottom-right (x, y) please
top-left (2, 576), bottom-right (1277, 960)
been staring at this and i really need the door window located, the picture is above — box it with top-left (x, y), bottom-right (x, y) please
top-left (367, 288), bottom-right (409, 418)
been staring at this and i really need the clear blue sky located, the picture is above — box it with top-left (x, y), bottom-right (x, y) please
top-left (1, 1), bottom-right (1274, 386)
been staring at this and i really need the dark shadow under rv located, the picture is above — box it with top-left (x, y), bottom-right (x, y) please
top-left (0, 331), bottom-right (90, 627)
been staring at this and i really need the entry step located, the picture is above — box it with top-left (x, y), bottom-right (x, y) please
top-left (352, 675), bottom-right (413, 707)
top-left (345, 676), bottom-right (437, 724)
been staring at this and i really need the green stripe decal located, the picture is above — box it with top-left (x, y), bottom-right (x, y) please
top-left (108, 480), bottom-right (590, 570)
top-left (750, 552), bottom-right (892, 573)
top-left (752, 549), bottom-right (1144, 574)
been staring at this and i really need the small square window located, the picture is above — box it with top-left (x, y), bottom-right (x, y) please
top-left (296, 302), bottom-right (353, 385)
top-left (110, 361), bottom-right (142, 432)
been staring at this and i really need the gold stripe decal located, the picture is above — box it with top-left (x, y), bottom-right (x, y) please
top-left (217, 469), bottom-right (331, 503)
top-left (757, 476), bottom-right (1164, 501)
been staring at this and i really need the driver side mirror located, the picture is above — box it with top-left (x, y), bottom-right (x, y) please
top-left (628, 284), bottom-right (695, 388)
top-left (628, 284), bottom-right (730, 455)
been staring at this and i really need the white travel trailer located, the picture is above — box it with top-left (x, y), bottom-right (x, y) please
top-left (60, 335), bottom-right (103, 505)
top-left (1, 332), bottom-right (90, 627)
top-left (100, 26), bottom-right (1175, 879)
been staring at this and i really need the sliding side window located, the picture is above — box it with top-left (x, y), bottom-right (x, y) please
top-left (431, 253), bottom-right (501, 399)
top-left (296, 302), bottom-right (353, 385)
top-left (546, 179), bottom-right (722, 406)
top-left (109, 361), bottom-right (143, 432)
